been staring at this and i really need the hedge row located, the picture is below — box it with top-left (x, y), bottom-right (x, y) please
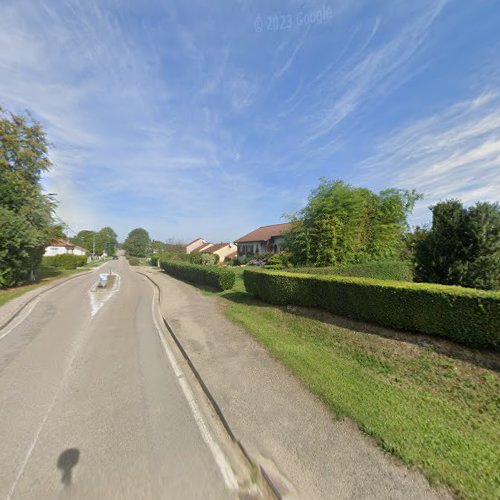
top-left (160, 260), bottom-right (235, 291)
top-left (243, 269), bottom-right (500, 349)
top-left (42, 254), bottom-right (87, 269)
top-left (288, 259), bottom-right (413, 282)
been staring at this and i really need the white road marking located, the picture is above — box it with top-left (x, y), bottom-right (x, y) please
top-left (88, 273), bottom-right (121, 318)
top-left (150, 287), bottom-right (239, 491)
top-left (0, 263), bottom-right (109, 341)
top-left (6, 312), bottom-right (91, 499)
top-left (0, 298), bottom-right (40, 342)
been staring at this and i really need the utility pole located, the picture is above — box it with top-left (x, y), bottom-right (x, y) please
top-left (93, 233), bottom-right (96, 258)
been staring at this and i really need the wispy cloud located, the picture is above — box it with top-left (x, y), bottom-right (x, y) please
top-left (362, 90), bottom-right (500, 223)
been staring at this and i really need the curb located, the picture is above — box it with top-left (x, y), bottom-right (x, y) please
top-left (137, 269), bottom-right (286, 500)
top-left (0, 269), bottom-right (94, 333)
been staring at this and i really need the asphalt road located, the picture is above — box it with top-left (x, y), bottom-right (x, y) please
top-left (0, 258), bottom-right (238, 499)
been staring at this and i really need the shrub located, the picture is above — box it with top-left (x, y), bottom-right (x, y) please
top-left (42, 254), bottom-right (87, 269)
top-left (127, 256), bottom-right (140, 266)
top-left (190, 252), bottom-right (219, 265)
top-left (243, 269), bottom-right (500, 349)
top-left (160, 260), bottom-right (235, 291)
top-left (288, 259), bottom-right (413, 282)
top-left (412, 201), bottom-right (500, 290)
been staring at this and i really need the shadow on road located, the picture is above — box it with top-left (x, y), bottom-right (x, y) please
top-left (57, 448), bottom-right (80, 487)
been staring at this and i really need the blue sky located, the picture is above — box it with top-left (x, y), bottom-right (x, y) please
top-left (1, 0), bottom-right (499, 242)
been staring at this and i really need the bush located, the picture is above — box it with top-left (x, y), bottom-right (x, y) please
top-left (243, 269), bottom-right (500, 349)
top-left (288, 259), bottom-right (413, 281)
top-left (42, 254), bottom-right (87, 269)
top-left (160, 260), bottom-right (235, 291)
top-left (127, 256), bottom-right (140, 266)
top-left (412, 201), bottom-right (500, 290)
top-left (190, 252), bottom-right (219, 265)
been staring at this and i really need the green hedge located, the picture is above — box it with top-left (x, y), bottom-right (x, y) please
top-left (42, 254), bottom-right (87, 269)
top-left (160, 260), bottom-right (235, 291)
top-left (288, 259), bottom-right (413, 282)
top-left (243, 269), bottom-right (500, 349)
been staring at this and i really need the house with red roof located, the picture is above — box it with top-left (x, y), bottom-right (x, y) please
top-left (44, 239), bottom-right (89, 257)
top-left (234, 223), bottom-right (291, 261)
top-left (200, 243), bottom-right (237, 263)
top-left (184, 238), bottom-right (208, 254)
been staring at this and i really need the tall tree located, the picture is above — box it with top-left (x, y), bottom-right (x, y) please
top-left (285, 179), bottom-right (420, 267)
top-left (413, 200), bottom-right (500, 290)
top-left (123, 228), bottom-right (150, 257)
top-left (0, 107), bottom-right (60, 286)
top-left (96, 227), bottom-right (118, 255)
top-left (72, 230), bottom-right (96, 253)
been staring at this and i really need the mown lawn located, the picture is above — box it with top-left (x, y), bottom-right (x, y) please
top-left (203, 266), bottom-right (500, 499)
top-left (0, 260), bottom-right (107, 308)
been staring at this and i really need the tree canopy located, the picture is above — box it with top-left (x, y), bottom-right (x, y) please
top-left (0, 107), bottom-right (61, 287)
top-left (123, 228), bottom-right (150, 257)
top-left (285, 179), bottom-right (421, 267)
top-left (412, 200), bottom-right (500, 290)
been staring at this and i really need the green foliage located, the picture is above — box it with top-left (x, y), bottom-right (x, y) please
top-left (264, 251), bottom-right (293, 270)
top-left (0, 207), bottom-right (43, 287)
top-left (285, 179), bottom-right (421, 267)
top-left (72, 227), bottom-right (118, 255)
top-left (413, 200), bottom-right (500, 290)
top-left (189, 252), bottom-right (219, 265)
top-left (0, 108), bottom-right (60, 286)
top-left (243, 269), bottom-right (500, 349)
top-left (127, 256), bottom-right (140, 266)
top-left (123, 227), bottom-right (150, 257)
top-left (42, 254), bottom-right (87, 269)
top-left (96, 227), bottom-right (118, 255)
top-left (160, 260), bottom-right (235, 291)
top-left (289, 259), bottom-right (413, 281)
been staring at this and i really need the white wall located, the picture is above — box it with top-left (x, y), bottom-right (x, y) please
top-left (44, 246), bottom-right (70, 257)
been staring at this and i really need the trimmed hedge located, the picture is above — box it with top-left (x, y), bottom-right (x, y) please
top-left (160, 260), bottom-right (235, 291)
top-left (243, 269), bottom-right (500, 349)
top-left (288, 259), bottom-right (413, 282)
top-left (42, 254), bottom-right (87, 269)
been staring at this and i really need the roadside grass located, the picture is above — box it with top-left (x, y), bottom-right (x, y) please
top-left (186, 266), bottom-right (500, 499)
top-left (0, 259), bottom-right (108, 308)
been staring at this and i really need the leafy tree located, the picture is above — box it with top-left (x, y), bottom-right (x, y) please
top-left (96, 227), bottom-right (118, 255)
top-left (72, 230), bottom-right (96, 253)
top-left (0, 107), bottom-right (59, 286)
top-left (123, 228), bottom-right (150, 257)
top-left (285, 179), bottom-right (420, 267)
top-left (413, 200), bottom-right (500, 290)
top-left (150, 240), bottom-right (166, 254)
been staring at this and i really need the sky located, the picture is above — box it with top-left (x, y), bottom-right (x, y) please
top-left (1, 0), bottom-right (499, 242)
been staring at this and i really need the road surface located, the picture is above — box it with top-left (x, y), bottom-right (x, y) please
top-left (0, 258), bottom-right (239, 499)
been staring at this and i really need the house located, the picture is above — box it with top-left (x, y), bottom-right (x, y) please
top-left (184, 238), bottom-right (208, 254)
top-left (235, 223), bottom-right (291, 260)
top-left (44, 239), bottom-right (88, 257)
top-left (200, 243), bottom-right (238, 263)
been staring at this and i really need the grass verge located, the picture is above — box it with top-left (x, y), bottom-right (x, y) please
top-left (0, 260), bottom-right (108, 308)
top-left (197, 267), bottom-right (500, 499)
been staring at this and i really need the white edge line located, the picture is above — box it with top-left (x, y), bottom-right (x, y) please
top-left (0, 298), bottom-right (41, 342)
top-left (150, 287), bottom-right (239, 491)
top-left (0, 262), bottom-right (108, 341)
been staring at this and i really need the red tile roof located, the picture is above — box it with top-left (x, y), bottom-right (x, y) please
top-left (235, 223), bottom-right (291, 243)
top-left (201, 243), bottom-right (230, 253)
top-left (185, 238), bottom-right (206, 248)
top-left (50, 239), bottom-right (74, 247)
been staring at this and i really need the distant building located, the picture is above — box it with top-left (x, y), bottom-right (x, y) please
top-left (44, 239), bottom-right (88, 257)
top-left (200, 243), bottom-right (238, 263)
top-left (235, 223), bottom-right (291, 260)
top-left (184, 238), bottom-right (208, 254)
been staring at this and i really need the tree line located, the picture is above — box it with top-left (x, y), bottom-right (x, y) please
top-left (283, 179), bottom-right (499, 290)
top-left (0, 108), bottom-right (64, 287)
